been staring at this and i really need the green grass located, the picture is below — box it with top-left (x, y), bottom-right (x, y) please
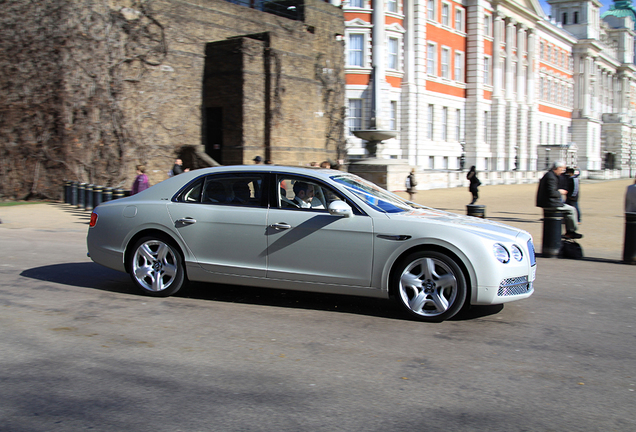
top-left (0, 201), bottom-right (47, 207)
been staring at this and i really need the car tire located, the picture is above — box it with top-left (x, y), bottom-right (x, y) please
top-left (391, 250), bottom-right (467, 322)
top-left (129, 235), bottom-right (186, 297)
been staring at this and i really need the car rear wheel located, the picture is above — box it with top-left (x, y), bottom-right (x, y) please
top-left (129, 236), bottom-right (185, 297)
top-left (392, 251), bottom-right (467, 322)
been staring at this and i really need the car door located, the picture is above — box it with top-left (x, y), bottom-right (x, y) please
top-left (266, 174), bottom-right (374, 287)
top-left (167, 172), bottom-right (268, 277)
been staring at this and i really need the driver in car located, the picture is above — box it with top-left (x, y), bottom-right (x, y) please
top-left (292, 182), bottom-right (314, 208)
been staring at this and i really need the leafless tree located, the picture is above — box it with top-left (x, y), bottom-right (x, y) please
top-left (0, 0), bottom-right (167, 199)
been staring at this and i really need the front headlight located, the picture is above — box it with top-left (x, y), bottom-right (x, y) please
top-left (511, 245), bottom-right (523, 262)
top-left (493, 243), bottom-right (510, 263)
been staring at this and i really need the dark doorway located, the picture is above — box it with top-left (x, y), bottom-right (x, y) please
top-left (206, 107), bottom-right (223, 164)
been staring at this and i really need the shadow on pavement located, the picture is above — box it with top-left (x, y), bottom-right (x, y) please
top-left (19, 262), bottom-right (507, 322)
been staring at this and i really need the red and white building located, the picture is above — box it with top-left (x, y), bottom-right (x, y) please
top-left (339, 0), bottom-right (636, 178)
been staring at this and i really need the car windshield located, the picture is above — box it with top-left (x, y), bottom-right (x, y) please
top-left (331, 174), bottom-right (413, 213)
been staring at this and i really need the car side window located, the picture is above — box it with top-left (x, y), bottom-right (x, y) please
top-left (277, 176), bottom-right (346, 211)
top-left (178, 174), bottom-right (266, 207)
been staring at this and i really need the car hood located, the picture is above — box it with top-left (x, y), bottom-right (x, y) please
top-left (387, 206), bottom-right (527, 240)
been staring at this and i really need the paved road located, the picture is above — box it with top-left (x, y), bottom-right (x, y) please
top-left (1, 190), bottom-right (635, 431)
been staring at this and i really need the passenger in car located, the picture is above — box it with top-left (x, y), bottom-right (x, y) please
top-left (204, 181), bottom-right (227, 203)
top-left (232, 181), bottom-right (251, 204)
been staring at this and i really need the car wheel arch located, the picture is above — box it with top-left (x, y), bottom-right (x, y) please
top-left (124, 229), bottom-right (187, 277)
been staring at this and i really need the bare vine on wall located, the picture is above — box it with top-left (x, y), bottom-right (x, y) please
top-left (315, 54), bottom-right (346, 161)
top-left (0, 0), bottom-right (167, 199)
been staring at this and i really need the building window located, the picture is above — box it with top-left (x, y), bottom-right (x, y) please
top-left (456, 109), bottom-right (462, 141)
top-left (441, 47), bottom-right (450, 79)
top-left (427, 104), bottom-right (434, 139)
top-left (484, 14), bottom-right (491, 37)
top-left (388, 37), bottom-right (399, 70)
top-left (540, 42), bottom-right (544, 60)
top-left (428, 0), bottom-right (436, 21)
top-left (429, 156), bottom-right (435, 169)
top-left (427, 43), bottom-right (437, 76)
top-left (348, 99), bottom-right (363, 134)
top-left (484, 111), bottom-right (490, 143)
top-left (349, 0), bottom-right (364, 7)
top-left (442, 3), bottom-right (450, 26)
top-left (574, 11), bottom-right (579, 24)
top-left (562, 12), bottom-right (567, 25)
top-left (455, 8), bottom-right (464, 32)
top-left (483, 56), bottom-right (490, 85)
top-left (454, 51), bottom-right (463, 82)
top-left (389, 101), bottom-right (397, 130)
top-left (348, 34), bottom-right (364, 66)
top-left (387, 0), bottom-right (397, 13)
top-left (442, 107), bottom-right (448, 141)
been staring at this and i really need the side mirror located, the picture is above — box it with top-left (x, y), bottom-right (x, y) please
top-left (328, 200), bottom-right (353, 218)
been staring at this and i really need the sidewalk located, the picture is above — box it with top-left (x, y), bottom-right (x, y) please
top-left (1, 177), bottom-right (633, 261)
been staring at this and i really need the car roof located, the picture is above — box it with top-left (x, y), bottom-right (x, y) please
top-left (126, 165), bottom-right (348, 201)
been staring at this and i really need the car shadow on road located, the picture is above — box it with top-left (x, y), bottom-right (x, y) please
top-left (20, 262), bottom-right (507, 322)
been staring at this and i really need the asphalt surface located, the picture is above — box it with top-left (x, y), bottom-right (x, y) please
top-left (1, 179), bottom-right (635, 431)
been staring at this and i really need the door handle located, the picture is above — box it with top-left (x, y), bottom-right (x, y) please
top-left (176, 217), bottom-right (197, 225)
top-left (270, 222), bottom-right (292, 230)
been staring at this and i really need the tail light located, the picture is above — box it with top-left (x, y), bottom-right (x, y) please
top-left (89, 212), bottom-right (98, 227)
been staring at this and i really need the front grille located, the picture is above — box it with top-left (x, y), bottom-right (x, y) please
top-left (498, 276), bottom-right (532, 296)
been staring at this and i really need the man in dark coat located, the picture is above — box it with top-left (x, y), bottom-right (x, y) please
top-left (536, 161), bottom-right (582, 239)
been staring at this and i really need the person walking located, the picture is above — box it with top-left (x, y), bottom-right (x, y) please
top-left (536, 161), bottom-right (582, 239)
top-left (405, 169), bottom-right (418, 201)
top-left (131, 165), bottom-right (150, 195)
top-left (466, 166), bottom-right (481, 204)
top-left (565, 167), bottom-right (582, 222)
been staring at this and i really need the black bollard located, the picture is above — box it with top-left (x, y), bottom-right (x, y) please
top-left (85, 184), bottom-right (94, 211)
top-left (93, 185), bottom-right (103, 208)
top-left (103, 187), bottom-right (113, 202)
top-left (78, 183), bottom-right (86, 209)
top-left (64, 181), bottom-right (71, 204)
top-left (71, 181), bottom-right (78, 206)
top-left (466, 204), bottom-right (486, 218)
top-left (623, 212), bottom-right (636, 264)
top-left (113, 189), bottom-right (125, 200)
top-left (542, 208), bottom-right (563, 258)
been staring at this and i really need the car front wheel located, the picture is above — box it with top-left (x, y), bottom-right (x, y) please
top-left (129, 236), bottom-right (185, 297)
top-left (392, 251), bottom-right (467, 322)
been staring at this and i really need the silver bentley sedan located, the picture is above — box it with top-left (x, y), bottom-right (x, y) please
top-left (87, 165), bottom-right (536, 322)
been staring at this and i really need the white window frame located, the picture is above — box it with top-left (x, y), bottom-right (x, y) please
top-left (442, 107), bottom-right (448, 141)
top-left (427, 43), bottom-right (437, 76)
top-left (428, 0), bottom-right (436, 21)
top-left (484, 14), bottom-right (491, 37)
top-left (349, 0), bottom-right (364, 8)
top-left (456, 109), bottom-right (462, 141)
top-left (387, 37), bottom-right (399, 70)
top-left (454, 7), bottom-right (464, 32)
top-left (441, 47), bottom-right (450, 79)
top-left (348, 98), bottom-right (364, 135)
top-left (389, 101), bottom-right (398, 130)
top-left (441, 2), bottom-right (450, 27)
top-left (454, 51), bottom-right (464, 82)
top-left (387, 0), bottom-right (398, 13)
top-left (427, 104), bottom-right (434, 139)
top-left (347, 34), bottom-right (365, 67)
top-left (483, 56), bottom-right (491, 85)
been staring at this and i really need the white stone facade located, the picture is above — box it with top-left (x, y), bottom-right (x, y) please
top-left (342, 0), bottom-right (636, 183)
